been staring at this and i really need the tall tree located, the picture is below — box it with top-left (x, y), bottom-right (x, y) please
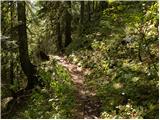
top-left (10, 1), bottom-right (14, 85)
top-left (17, 1), bottom-right (38, 89)
top-left (80, 1), bottom-right (84, 25)
top-left (64, 1), bottom-right (72, 47)
top-left (56, 18), bottom-right (62, 52)
top-left (92, 1), bottom-right (95, 12)
top-left (87, 1), bottom-right (91, 22)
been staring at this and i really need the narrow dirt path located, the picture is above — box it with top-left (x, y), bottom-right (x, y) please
top-left (52, 55), bottom-right (102, 119)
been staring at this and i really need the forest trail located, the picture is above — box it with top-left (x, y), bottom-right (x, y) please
top-left (52, 55), bottom-right (102, 119)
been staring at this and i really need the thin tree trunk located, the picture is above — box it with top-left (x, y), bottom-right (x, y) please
top-left (56, 2), bottom-right (62, 52)
top-left (80, 1), bottom-right (84, 25)
top-left (10, 1), bottom-right (14, 85)
top-left (87, 1), bottom-right (91, 22)
top-left (92, 1), bottom-right (94, 12)
top-left (56, 20), bottom-right (62, 52)
top-left (64, 1), bottom-right (72, 47)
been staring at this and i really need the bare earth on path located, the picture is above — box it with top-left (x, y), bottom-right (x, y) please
top-left (52, 55), bottom-right (102, 119)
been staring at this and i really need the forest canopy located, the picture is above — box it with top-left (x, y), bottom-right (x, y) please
top-left (1, 0), bottom-right (159, 119)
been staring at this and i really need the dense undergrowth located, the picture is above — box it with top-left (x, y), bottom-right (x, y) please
top-left (11, 61), bottom-right (77, 119)
top-left (67, 2), bottom-right (158, 119)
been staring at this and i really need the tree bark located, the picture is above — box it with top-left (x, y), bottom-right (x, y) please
top-left (10, 1), bottom-right (14, 85)
top-left (17, 1), bottom-right (37, 89)
top-left (87, 1), bottom-right (91, 22)
top-left (56, 2), bottom-right (62, 52)
top-left (80, 1), bottom-right (84, 25)
top-left (92, 1), bottom-right (95, 12)
top-left (56, 20), bottom-right (62, 52)
top-left (64, 1), bottom-right (72, 47)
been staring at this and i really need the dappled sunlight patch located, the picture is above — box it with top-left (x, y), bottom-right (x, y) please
top-left (113, 82), bottom-right (124, 89)
top-left (100, 102), bottom-right (144, 119)
top-left (84, 68), bottom-right (91, 75)
top-left (131, 77), bottom-right (140, 82)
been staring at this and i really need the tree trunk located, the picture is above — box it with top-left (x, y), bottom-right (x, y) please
top-left (10, 1), bottom-right (14, 85)
top-left (56, 20), bottom-right (62, 52)
top-left (87, 1), bottom-right (91, 22)
top-left (92, 1), bottom-right (95, 12)
top-left (80, 1), bottom-right (84, 25)
top-left (9, 61), bottom-right (14, 85)
top-left (17, 1), bottom-right (38, 89)
top-left (64, 1), bottom-right (72, 47)
top-left (56, 2), bottom-right (62, 52)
